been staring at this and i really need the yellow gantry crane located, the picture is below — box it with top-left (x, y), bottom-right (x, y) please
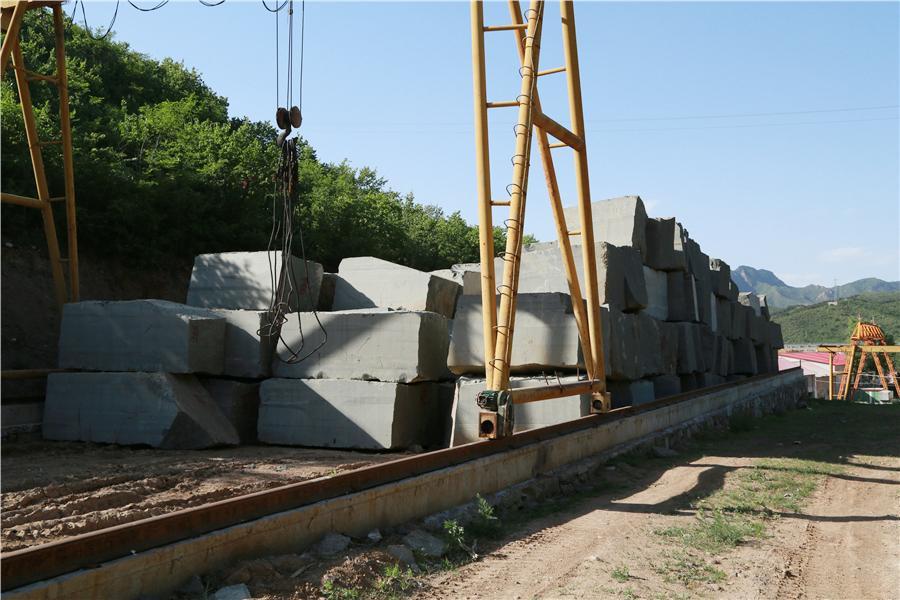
top-left (470, 0), bottom-right (609, 438)
top-left (819, 320), bottom-right (900, 401)
top-left (1, 0), bottom-right (79, 309)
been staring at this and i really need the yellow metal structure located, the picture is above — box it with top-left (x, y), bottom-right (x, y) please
top-left (1, 0), bottom-right (79, 309)
top-left (819, 322), bottom-right (899, 400)
top-left (471, 0), bottom-right (608, 438)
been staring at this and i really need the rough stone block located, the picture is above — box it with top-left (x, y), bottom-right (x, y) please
top-left (679, 373), bottom-right (699, 393)
top-left (651, 374), bottom-right (681, 399)
top-left (317, 273), bottom-right (338, 311)
top-left (667, 272), bottom-right (698, 322)
top-left (272, 309), bottom-right (450, 383)
top-left (448, 293), bottom-right (582, 375)
top-left (696, 373), bottom-right (726, 389)
top-left (729, 302), bottom-right (749, 341)
top-left (450, 263), bottom-right (483, 296)
top-left (497, 241), bottom-right (647, 312)
top-left (758, 295), bottom-right (770, 320)
top-left (709, 292), bottom-right (719, 333)
top-left (645, 217), bottom-right (687, 272)
top-left (44, 373), bottom-right (239, 449)
top-left (604, 307), bottom-right (640, 381)
top-left (738, 292), bottom-right (761, 316)
top-left (608, 379), bottom-right (655, 408)
top-left (732, 339), bottom-right (758, 375)
top-left (449, 375), bottom-right (590, 446)
top-left (695, 276), bottom-right (714, 327)
top-left (716, 298), bottom-right (733, 339)
top-left (199, 378), bottom-right (260, 444)
top-left (767, 321), bottom-right (784, 349)
top-left (332, 257), bottom-right (461, 319)
top-left (709, 258), bottom-right (732, 298)
top-left (637, 312), bottom-right (664, 377)
top-left (211, 309), bottom-right (277, 378)
top-left (684, 237), bottom-right (711, 287)
top-left (675, 323), bottom-right (704, 374)
top-left (563, 195), bottom-right (648, 258)
top-left (748, 313), bottom-right (766, 344)
top-left (187, 252), bottom-right (322, 312)
top-left (755, 343), bottom-right (776, 375)
top-left (658, 321), bottom-right (679, 375)
top-left (258, 379), bottom-right (438, 450)
top-left (642, 266), bottom-right (669, 321)
top-left (58, 300), bottom-right (225, 374)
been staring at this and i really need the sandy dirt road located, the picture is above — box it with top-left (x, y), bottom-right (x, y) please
top-left (417, 403), bottom-right (900, 600)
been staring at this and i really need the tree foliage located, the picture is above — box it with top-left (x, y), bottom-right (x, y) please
top-left (1, 12), bottom-right (531, 271)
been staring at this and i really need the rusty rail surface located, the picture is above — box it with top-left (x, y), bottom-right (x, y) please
top-left (0, 369), bottom-right (798, 591)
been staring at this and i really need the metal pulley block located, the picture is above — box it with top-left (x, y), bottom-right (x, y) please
top-left (477, 390), bottom-right (514, 439)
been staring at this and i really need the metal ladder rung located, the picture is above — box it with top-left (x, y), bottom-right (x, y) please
top-left (486, 100), bottom-right (519, 109)
top-left (25, 70), bottom-right (59, 84)
top-left (548, 142), bottom-right (567, 149)
top-left (49, 196), bottom-right (67, 202)
top-left (537, 66), bottom-right (566, 77)
top-left (484, 23), bottom-right (528, 32)
top-left (38, 139), bottom-right (62, 146)
top-left (491, 200), bottom-right (511, 207)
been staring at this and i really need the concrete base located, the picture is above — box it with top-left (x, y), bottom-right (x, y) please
top-left (650, 374), bottom-right (681, 399)
top-left (187, 252), bottom-right (322, 312)
top-left (258, 379), bottom-right (438, 450)
top-left (58, 300), bottom-right (225, 374)
top-left (272, 309), bottom-right (450, 383)
top-left (448, 293), bottom-right (582, 375)
top-left (43, 373), bottom-right (239, 449)
top-left (212, 310), bottom-right (277, 379)
top-left (449, 375), bottom-right (590, 446)
top-left (199, 378), bottom-right (260, 444)
top-left (563, 195), bottom-right (648, 258)
top-left (332, 257), bottom-right (461, 319)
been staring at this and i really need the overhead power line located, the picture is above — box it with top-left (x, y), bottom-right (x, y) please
top-left (586, 105), bottom-right (900, 123)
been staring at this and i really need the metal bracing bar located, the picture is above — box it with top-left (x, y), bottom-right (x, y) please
top-left (471, 0), bottom-right (498, 389)
top-left (490, 0), bottom-right (544, 391)
top-left (548, 142), bottom-right (567, 149)
top-left (486, 100), bottom-right (519, 108)
top-left (483, 23), bottom-right (528, 31)
top-left (1, 192), bottom-right (43, 208)
top-left (506, 0), bottom-right (601, 393)
top-left (53, 3), bottom-right (79, 300)
top-left (883, 352), bottom-right (900, 396)
top-left (23, 69), bottom-right (58, 84)
top-left (818, 345), bottom-right (900, 353)
top-left (872, 353), bottom-right (890, 393)
top-left (0, 0), bottom-right (27, 71)
top-left (537, 66), bottom-right (566, 76)
top-left (11, 41), bottom-right (68, 308)
top-left (491, 200), bottom-right (511, 206)
top-left (532, 110), bottom-right (584, 151)
top-left (560, 0), bottom-right (606, 407)
top-left (509, 379), bottom-right (603, 404)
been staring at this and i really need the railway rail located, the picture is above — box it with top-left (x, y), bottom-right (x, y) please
top-left (2, 369), bottom-right (804, 597)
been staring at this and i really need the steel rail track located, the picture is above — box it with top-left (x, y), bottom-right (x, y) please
top-left (0, 369), bottom-right (796, 591)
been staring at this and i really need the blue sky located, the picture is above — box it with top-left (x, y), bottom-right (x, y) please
top-left (90, 0), bottom-right (898, 286)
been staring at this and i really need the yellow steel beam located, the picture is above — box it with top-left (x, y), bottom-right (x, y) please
top-left (818, 345), bottom-right (900, 353)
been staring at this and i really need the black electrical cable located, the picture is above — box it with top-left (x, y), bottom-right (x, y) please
top-left (261, 0), bottom-right (288, 13)
top-left (127, 0), bottom-right (169, 12)
top-left (79, 0), bottom-right (120, 40)
top-left (199, 0), bottom-right (226, 5)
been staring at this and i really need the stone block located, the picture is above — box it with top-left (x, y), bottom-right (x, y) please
top-left (637, 312), bottom-right (664, 377)
top-left (732, 339), bottom-right (758, 375)
top-left (642, 266), bottom-right (668, 321)
top-left (709, 258), bottom-right (732, 299)
top-left (187, 252), bottom-right (322, 312)
top-left (667, 272), bottom-right (698, 322)
top-left (738, 292), bottom-right (761, 316)
top-left (695, 276), bottom-right (714, 327)
top-left (709, 292), bottom-right (719, 333)
top-left (755, 343), bottom-right (776, 374)
top-left (563, 195), bottom-right (648, 257)
top-left (675, 322), bottom-right (704, 374)
top-left (608, 379), bottom-right (655, 408)
top-left (58, 300), bottom-right (225, 374)
top-left (684, 237), bottom-right (711, 287)
top-left (696, 373), bottom-right (726, 389)
top-left (448, 293), bottom-right (582, 375)
top-left (449, 375), bottom-right (591, 446)
top-left (748, 313), bottom-right (766, 344)
top-left (199, 378), bottom-right (260, 443)
top-left (258, 379), bottom-right (438, 450)
top-left (644, 217), bottom-right (687, 272)
top-left (758, 295), bottom-right (770, 320)
top-left (272, 309), bottom-right (450, 383)
top-left (767, 321), bottom-right (784, 349)
top-left (679, 373), bottom-right (699, 393)
top-left (450, 263), bottom-right (483, 296)
top-left (604, 307), bottom-right (640, 381)
top-left (211, 309), bottom-right (277, 378)
top-left (332, 257), bottom-right (461, 319)
top-left (43, 373), bottom-right (239, 449)
top-left (651, 374), bottom-right (681, 399)
top-left (716, 298), bottom-right (733, 339)
top-left (729, 302), bottom-right (749, 341)
top-left (658, 321), bottom-right (679, 375)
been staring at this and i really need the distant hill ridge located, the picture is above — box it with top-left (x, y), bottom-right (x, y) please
top-left (771, 292), bottom-right (900, 346)
top-left (732, 265), bottom-right (899, 309)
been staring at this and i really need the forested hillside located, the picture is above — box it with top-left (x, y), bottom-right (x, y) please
top-left (732, 266), bottom-right (898, 309)
top-left (1, 13), bottom-right (518, 271)
top-left (771, 292), bottom-right (900, 345)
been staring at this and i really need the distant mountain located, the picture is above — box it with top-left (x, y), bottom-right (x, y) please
top-left (732, 266), bottom-right (899, 310)
top-left (772, 292), bottom-right (900, 345)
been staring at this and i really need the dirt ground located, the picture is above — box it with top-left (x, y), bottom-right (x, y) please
top-left (1, 438), bottom-right (398, 551)
top-left (415, 402), bottom-right (900, 600)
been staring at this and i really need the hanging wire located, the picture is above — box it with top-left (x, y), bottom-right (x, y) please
top-left (127, 0), bottom-right (169, 11)
top-left (199, 0), bottom-right (226, 5)
top-left (298, 0), bottom-right (305, 109)
top-left (261, 0), bottom-right (289, 13)
top-left (79, 0), bottom-right (120, 40)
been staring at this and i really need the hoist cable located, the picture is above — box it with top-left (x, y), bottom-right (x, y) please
top-left (79, 0), bottom-right (119, 40)
top-left (127, 0), bottom-right (169, 12)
